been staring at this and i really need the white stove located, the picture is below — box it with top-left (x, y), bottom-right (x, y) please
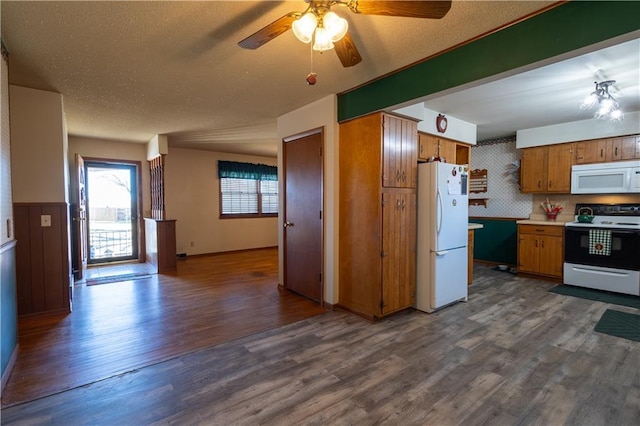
top-left (565, 217), bottom-right (640, 229)
top-left (565, 203), bottom-right (640, 229)
top-left (563, 203), bottom-right (640, 296)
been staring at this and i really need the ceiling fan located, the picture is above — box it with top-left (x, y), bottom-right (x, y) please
top-left (238, 1), bottom-right (452, 68)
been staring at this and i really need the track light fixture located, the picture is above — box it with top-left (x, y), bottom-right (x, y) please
top-left (580, 80), bottom-right (623, 122)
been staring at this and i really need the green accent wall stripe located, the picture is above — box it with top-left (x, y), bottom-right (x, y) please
top-left (337, 1), bottom-right (640, 122)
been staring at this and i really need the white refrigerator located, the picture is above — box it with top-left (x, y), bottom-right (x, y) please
top-left (416, 161), bottom-right (469, 313)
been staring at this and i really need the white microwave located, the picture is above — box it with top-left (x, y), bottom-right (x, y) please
top-left (571, 160), bottom-right (640, 194)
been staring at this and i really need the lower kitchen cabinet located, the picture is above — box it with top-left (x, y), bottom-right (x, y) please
top-left (517, 224), bottom-right (564, 279)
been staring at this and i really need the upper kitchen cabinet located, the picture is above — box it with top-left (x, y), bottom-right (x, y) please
top-left (575, 135), bottom-right (640, 164)
top-left (418, 132), bottom-right (471, 166)
top-left (382, 114), bottom-right (418, 188)
top-left (521, 143), bottom-right (574, 193)
top-left (611, 135), bottom-right (640, 161)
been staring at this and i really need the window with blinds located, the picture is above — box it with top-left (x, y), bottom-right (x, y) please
top-left (218, 161), bottom-right (278, 218)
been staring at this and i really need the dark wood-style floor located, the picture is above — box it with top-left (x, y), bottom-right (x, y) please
top-left (1, 248), bottom-right (324, 408)
top-left (3, 254), bottom-right (640, 425)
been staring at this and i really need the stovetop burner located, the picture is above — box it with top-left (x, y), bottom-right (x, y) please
top-left (566, 203), bottom-right (640, 230)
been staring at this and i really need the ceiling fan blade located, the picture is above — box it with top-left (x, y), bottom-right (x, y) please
top-left (238, 13), bottom-right (298, 50)
top-left (334, 33), bottom-right (362, 67)
top-left (349, 1), bottom-right (452, 19)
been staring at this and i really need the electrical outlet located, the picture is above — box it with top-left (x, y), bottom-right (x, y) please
top-left (190, 241), bottom-right (195, 247)
top-left (41, 215), bottom-right (52, 227)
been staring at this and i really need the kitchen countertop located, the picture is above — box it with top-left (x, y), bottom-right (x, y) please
top-left (468, 223), bottom-right (484, 230)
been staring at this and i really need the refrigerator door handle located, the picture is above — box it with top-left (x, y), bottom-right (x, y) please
top-left (436, 189), bottom-right (443, 235)
top-left (432, 250), bottom-right (449, 256)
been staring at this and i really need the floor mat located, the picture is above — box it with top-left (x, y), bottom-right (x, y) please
top-left (549, 285), bottom-right (640, 309)
top-left (594, 309), bottom-right (640, 342)
top-left (86, 274), bottom-right (153, 286)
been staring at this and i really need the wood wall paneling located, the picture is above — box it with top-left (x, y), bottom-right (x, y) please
top-left (144, 218), bottom-right (176, 273)
top-left (13, 203), bottom-right (70, 315)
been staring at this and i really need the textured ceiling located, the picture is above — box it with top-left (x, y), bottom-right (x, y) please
top-left (0, 1), bottom-right (577, 157)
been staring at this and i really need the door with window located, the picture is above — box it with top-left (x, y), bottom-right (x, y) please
top-left (85, 161), bottom-right (140, 264)
top-left (283, 129), bottom-right (323, 303)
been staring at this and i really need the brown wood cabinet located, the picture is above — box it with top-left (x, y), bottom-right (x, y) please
top-left (418, 132), bottom-right (470, 165)
top-left (339, 112), bottom-right (418, 319)
top-left (520, 143), bottom-right (574, 193)
top-left (575, 135), bottom-right (640, 164)
top-left (517, 224), bottom-right (563, 279)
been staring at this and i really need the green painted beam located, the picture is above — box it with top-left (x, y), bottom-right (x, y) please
top-left (337, 1), bottom-right (640, 122)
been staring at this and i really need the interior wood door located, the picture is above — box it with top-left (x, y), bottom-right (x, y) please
top-left (283, 129), bottom-right (323, 303)
top-left (74, 153), bottom-right (87, 280)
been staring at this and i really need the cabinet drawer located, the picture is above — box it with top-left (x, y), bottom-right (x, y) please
top-left (518, 224), bottom-right (564, 237)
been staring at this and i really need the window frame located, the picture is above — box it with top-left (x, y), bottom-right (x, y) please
top-left (218, 161), bottom-right (278, 219)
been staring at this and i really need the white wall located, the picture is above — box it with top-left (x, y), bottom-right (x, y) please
top-left (277, 95), bottom-right (338, 304)
top-left (393, 104), bottom-right (477, 145)
top-left (164, 147), bottom-right (278, 255)
top-left (517, 111), bottom-right (640, 148)
top-left (9, 86), bottom-right (67, 203)
top-left (67, 136), bottom-right (150, 216)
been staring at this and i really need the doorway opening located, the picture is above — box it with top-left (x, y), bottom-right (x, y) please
top-left (85, 161), bottom-right (139, 264)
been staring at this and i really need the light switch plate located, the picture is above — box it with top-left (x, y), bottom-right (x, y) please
top-left (41, 215), bottom-right (52, 227)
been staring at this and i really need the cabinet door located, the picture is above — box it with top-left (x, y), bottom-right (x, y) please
top-left (608, 138), bottom-right (623, 161)
top-left (518, 233), bottom-right (539, 273)
top-left (539, 235), bottom-right (563, 277)
top-left (418, 133), bottom-right (439, 162)
top-left (520, 147), bottom-right (547, 193)
top-left (381, 192), bottom-right (415, 315)
top-left (619, 136), bottom-right (637, 160)
top-left (546, 143), bottom-right (574, 193)
top-left (576, 139), bottom-right (607, 164)
top-left (383, 115), bottom-right (416, 188)
top-left (402, 120), bottom-right (418, 188)
top-left (382, 115), bottom-right (403, 188)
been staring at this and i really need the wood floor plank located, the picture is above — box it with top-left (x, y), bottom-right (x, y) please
top-left (2, 264), bottom-right (639, 425)
top-left (1, 248), bottom-right (324, 407)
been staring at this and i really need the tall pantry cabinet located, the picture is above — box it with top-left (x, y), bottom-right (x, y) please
top-left (339, 112), bottom-right (418, 319)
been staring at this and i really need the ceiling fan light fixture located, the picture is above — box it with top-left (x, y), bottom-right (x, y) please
top-left (323, 11), bottom-right (348, 42)
top-left (312, 26), bottom-right (334, 51)
top-left (292, 12), bottom-right (317, 43)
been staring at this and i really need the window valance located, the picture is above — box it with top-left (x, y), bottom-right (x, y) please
top-left (217, 161), bottom-right (277, 181)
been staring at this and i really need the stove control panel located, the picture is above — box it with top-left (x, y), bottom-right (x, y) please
top-left (575, 203), bottom-right (640, 216)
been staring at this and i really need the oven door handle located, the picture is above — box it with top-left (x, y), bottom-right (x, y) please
top-left (569, 266), bottom-right (633, 277)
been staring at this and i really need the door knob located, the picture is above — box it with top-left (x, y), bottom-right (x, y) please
top-left (283, 221), bottom-right (295, 228)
